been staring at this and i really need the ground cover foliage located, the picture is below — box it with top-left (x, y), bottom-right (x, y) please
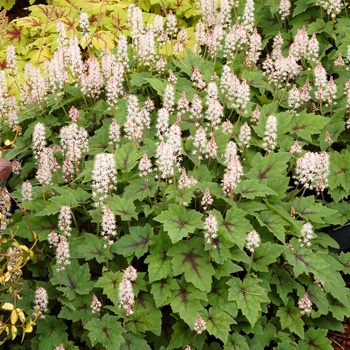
top-left (2, 0), bottom-right (350, 349)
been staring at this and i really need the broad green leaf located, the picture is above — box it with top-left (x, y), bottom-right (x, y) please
top-left (130, 71), bottom-right (153, 87)
top-left (115, 142), bottom-right (140, 172)
top-left (270, 266), bottom-right (299, 305)
top-left (205, 307), bottom-right (236, 344)
top-left (225, 333), bottom-right (250, 349)
top-left (168, 319), bottom-right (206, 350)
top-left (58, 294), bottom-right (93, 325)
top-left (85, 314), bottom-right (125, 350)
top-left (168, 238), bottom-right (215, 292)
top-left (293, 196), bottom-right (338, 225)
top-left (227, 275), bottom-right (269, 327)
top-left (298, 328), bottom-right (333, 350)
top-left (15, 214), bottom-right (57, 241)
top-left (169, 281), bottom-right (208, 326)
top-left (72, 233), bottom-right (112, 263)
top-left (329, 150), bottom-right (350, 192)
top-left (112, 224), bottom-right (152, 258)
top-left (145, 78), bottom-right (167, 96)
top-left (121, 333), bottom-right (152, 350)
top-left (110, 195), bottom-right (138, 221)
top-left (50, 260), bottom-right (95, 300)
top-left (236, 179), bottom-right (278, 199)
top-left (276, 302), bottom-right (305, 339)
top-left (208, 278), bottom-right (238, 317)
top-left (252, 243), bottom-right (286, 271)
top-left (36, 316), bottom-right (68, 350)
top-left (36, 193), bottom-right (79, 216)
top-left (154, 204), bottom-right (203, 243)
top-left (290, 112), bottom-right (329, 142)
top-left (145, 233), bottom-right (173, 282)
top-left (219, 208), bottom-right (253, 250)
top-left (95, 270), bottom-right (123, 305)
top-left (241, 69), bottom-right (266, 88)
top-left (284, 238), bottom-right (330, 277)
top-left (123, 177), bottom-right (157, 201)
top-left (246, 152), bottom-right (291, 183)
top-left (127, 292), bottom-right (162, 335)
top-left (293, 0), bottom-right (318, 17)
top-left (256, 211), bottom-right (289, 243)
top-left (151, 278), bottom-right (178, 308)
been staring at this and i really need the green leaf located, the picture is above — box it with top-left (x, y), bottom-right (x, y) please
top-left (145, 233), bottom-right (173, 282)
top-left (168, 319), bottom-right (206, 350)
top-left (144, 78), bottom-right (167, 96)
top-left (252, 243), bottom-right (286, 272)
top-left (225, 333), bottom-right (250, 350)
top-left (154, 204), bottom-right (203, 243)
top-left (50, 260), bottom-right (95, 300)
top-left (36, 316), bottom-right (68, 350)
top-left (36, 193), bottom-right (79, 216)
top-left (115, 142), bottom-right (140, 172)
top-left (130, 71), bottom-right (153, 87)
top-left (151, 278), bottom-right (178, 308)
top-left (168, 238), bottom-right (215, 292)
top-left (15, 214), bottom-right (57, 241)
top-left (58, 294), bottom-right (93, 325)
top-left (293, 0), bottom-right (318, 17)
top-left (219, 208), bottom-right (253, 250)
top-left (270, 266), bottom-right (299, 305)
top-left (236, 179), bottom-right (278, 199)
top-left (95, 270), bottom-right (123, 306)
top-left (85, 314), bottom-right (125, 350)
top-left (246, 152), bottom-right (291, 182)
top-left (293, 196), bottom-right (338, 225)
top-left (284, 238), bottom-right (330, 277)
top-left (128, 291), bottom-right (162, 335)
top-left (276, 302), bottom-right (305, 339)
top-left (227, 275), bottom-right (269, 327)
top-left (121, 333), bottom-right (152, 350)
top-left (112, 224), bottom-right (152, 258)
top-left (72, 233), bottom-right (112, 263)
top-left (298, 328), bottom-right (333, 350)
top-left (169, 281), bottom-right (208, 326)
top-left (123, 177), bottom-right (157, 201)
top-left (255, 211), bottom-right (289, 243)
top-left (208, 278), bottom-right (238, 317)
top-left (205, 307), bottom-right (236, 344)
top-left (329, 150), bottom-right (350, 192)
top-left (110, 195), bottom-right (138, 221)
top-left (290, 112), bottom-right (329, 141)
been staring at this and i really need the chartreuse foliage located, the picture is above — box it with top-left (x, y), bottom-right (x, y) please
top-left (2, 0), bottom-right (350, 349)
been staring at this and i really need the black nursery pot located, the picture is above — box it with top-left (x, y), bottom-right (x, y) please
top-left (327, 222), bottom-right (350, 253)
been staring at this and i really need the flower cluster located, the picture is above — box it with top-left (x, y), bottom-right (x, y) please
top-left (118, 265), bottom-right (138, 316)
top-left (294, 151), bottom-right (329, 194)
top-left (34, 287), bottom-right (49, 319)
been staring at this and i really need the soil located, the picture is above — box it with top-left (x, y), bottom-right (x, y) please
top-left (3, 1), bottom-right (350, 349)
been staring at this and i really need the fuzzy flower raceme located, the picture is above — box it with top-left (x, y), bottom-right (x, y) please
top-left (34, 287), bottom-right (48, 319)
top-left (299, 222), bottom-right (315, 247)
top-left (118, 266), bottom-right (138, 316)
top-left (204, 212), bottom-right (218, 248)
top-left (246, 230), bottom-right (261, 253)
top-left (294, 151), bottom-right (329, 194)
top-left (298, 292), bottom-right (313, 315)
top-left (92, 153), bottom-right (117, 204)
top-left (91, 295), bottom-right (102, 314)
top-left (263, 116), bottom-right (278, 152)
top-left (101, 207), bottom-right (117, 245)
top-left (58, 205), bottom-right (72, 237)
top-left (194, 315), bottom-right (207, 334)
